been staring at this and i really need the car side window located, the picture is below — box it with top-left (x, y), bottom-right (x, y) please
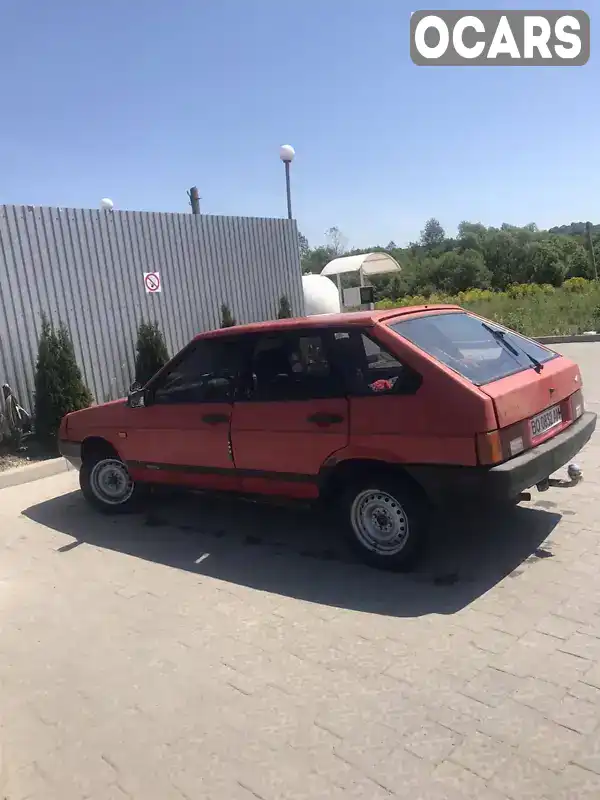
top-left (247, 332), bottom-right (343, 401)
top-left (330, 330), bottom-right (421, 396)
top-left (152, 339), bottom-right (242, 404)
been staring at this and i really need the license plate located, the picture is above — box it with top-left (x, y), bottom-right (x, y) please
top-left (530, 404), bottom-right (562, 439)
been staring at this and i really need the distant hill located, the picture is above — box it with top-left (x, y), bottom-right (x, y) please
top-left (548, 222), bottom-right (600, 236)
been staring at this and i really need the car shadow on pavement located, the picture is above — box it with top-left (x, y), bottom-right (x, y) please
top-left (23, 489), bottom-right (562, 618)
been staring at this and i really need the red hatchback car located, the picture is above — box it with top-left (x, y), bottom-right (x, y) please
top-left (59, 306), bottom-right (596, 570)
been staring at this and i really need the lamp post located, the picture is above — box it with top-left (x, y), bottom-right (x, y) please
top-left (586, 222), bottom-right (598, 281)
top-left (279, 144), bottom-right (295, 220)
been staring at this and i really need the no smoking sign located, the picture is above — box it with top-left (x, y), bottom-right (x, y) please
top-left (143, 272), bottom-right (161, 293)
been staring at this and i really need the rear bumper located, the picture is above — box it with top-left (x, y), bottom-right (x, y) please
top-left (58, 439), bottom-right (82, 470)
top-left (406, 411), bottom-right (597, 505)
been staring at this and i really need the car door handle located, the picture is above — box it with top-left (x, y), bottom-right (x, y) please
top-left (202, 413), bottom-right (230, 425)
top-left (307, 412), bottom-right (345, 427)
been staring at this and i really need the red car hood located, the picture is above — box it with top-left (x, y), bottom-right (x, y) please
top-left (66, 397), bottom-right (130, 436)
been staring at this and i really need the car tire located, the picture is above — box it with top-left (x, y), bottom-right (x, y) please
top-left (341, 474), bottom-right (428, 571)
top-left (80, 454), bottom-right (141, 514)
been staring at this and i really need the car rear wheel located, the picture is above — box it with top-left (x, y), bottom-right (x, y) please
top-left (342, 476), bottom-right (427, 571)
top-left (80, 455), bottom-right (140, 514)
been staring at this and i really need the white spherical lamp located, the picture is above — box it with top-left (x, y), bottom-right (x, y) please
top-left (100, 198), bottom-right (114, 211)
top-left (279, 144), bottom-right (295, 163)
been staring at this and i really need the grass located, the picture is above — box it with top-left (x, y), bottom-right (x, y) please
top-left (376, 278), bottom-right (600, 337)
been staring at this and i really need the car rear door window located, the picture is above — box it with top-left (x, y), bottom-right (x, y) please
top-left (247, 332), bottom-right (343, 401)
top-left (390, 312), bottom-right (557, 386)
top-left (329, 330), bottom-right (421, 395)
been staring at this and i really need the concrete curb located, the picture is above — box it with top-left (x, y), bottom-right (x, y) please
top-left (536, 334), bottom-right (600, 345)
top-left (0, 457), bottom-right (74, 491)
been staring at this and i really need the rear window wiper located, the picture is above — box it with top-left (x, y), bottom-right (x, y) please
top-left (481, 322), bottom-right (543, 373)
top-left (523, 351), bottom-right (543, 373)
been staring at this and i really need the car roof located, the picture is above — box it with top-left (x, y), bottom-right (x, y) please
top-left (195, 305), bottom-right (463, 340)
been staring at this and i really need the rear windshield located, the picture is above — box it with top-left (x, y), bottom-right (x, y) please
top-left (390, 311), bottom-right (558, 386)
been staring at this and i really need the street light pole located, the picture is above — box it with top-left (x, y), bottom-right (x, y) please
top-left (586, 222), bottom-right (598, 281)
top-left (284, 160), bottom-right (292, 220)
top-left (279, 144), bottom-right (295, 220)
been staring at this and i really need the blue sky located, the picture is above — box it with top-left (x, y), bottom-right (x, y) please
top-left (0, 0), bottom-right (596, 248)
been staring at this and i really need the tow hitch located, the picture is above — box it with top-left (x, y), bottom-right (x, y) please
top-left (518, 464), bottom-right (583, 502)
top-left (537, 463), bottom-right (583, 492)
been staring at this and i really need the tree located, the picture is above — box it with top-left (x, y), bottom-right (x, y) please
top-left (481, 229), bottom-right (532, 289)
top-left (134, 320), bottom-right (169, 387)
top-left (301, 245), bottom-right (336, 275)
top-left (325, 226), bottom-right (348, 256)
top-left (277, 295), bottom-right (293, 319)
top-left (549, 221), bottom-right (600, 236)
top-left (457, 221), bottom-right (487, 251)
top-left (529, 240), bottom-right (568, 286)
top-left (426, 250), bottom-right (492, 294)
top-left (220, 303), bottom-right (236, 327)
top-left (298, 231), bottom-right (309, 259)
top-left (566, 242), bottom-right (591, 278)
top-left (420, 217), bottom-right (445, 250)
top-left (299, 217), bottom-right (597, 299)
top-left (34, 316), bottom-right (93, 447)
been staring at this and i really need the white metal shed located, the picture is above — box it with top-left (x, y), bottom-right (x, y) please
top-left (321, 252), bottom-right (402, 310)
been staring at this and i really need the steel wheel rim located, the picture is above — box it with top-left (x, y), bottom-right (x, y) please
top-left (90, 459), bottom-right (134, 505)
top-left (350, 488), bottom-right (409, 555)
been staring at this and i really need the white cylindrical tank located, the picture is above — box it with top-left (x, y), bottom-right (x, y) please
top-left (302, 274), bottom-right (341, 316)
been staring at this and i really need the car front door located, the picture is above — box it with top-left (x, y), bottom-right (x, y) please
top-left (230, 330), bottom-right (349, 499)
top-left (120, 336), bottom-right (243, 491)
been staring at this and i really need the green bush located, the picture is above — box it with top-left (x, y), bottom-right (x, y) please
top-left (456, 288), bottom-right (494, 303)
top-left (563, 277), bottom-right (590, 293)
top-left (34, 316), bottom-right (93, 447)
top-left (220, 303), bottom-right (237, 328)
top-left (499, 309), bottom-right (528, 334)
top-left (277, 295), bottom-right (293, 319)
top-left (134, 320), bottom-right (169, 386)
top-left (375, 278), bottom-right (600, 337)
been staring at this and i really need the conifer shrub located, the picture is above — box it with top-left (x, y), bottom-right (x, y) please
top-left (34, 316), bottom-right (93, 447)
top-left (134, 320), bottom-right (170, 386)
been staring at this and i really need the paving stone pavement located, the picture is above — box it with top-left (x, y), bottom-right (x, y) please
top-left (1, 343), bottom-right (600, 799)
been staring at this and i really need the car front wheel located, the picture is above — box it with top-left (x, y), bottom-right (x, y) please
top-left (80, 455), bottom-right (140, 514)
top-left (342, 476), bottom-right (427, 571)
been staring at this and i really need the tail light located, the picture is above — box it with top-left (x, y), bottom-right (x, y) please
top-left (476, 431), bottom-right (504, 465)
top-left (477, 422), bottom-right (526, 465)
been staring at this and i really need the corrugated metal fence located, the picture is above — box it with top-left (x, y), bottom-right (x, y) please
top-left (0, 205), bottom-right (303, 407)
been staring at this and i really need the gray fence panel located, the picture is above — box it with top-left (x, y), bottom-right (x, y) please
top-left (0, 205), bottom-right (303, 409)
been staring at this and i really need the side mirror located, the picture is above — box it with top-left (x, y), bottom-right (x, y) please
top-left (127, 388), bottom-right (146, 408)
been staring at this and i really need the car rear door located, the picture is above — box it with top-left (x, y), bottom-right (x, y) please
top-left (119, 337), bottom-right (244, 491)
top-left (329, 328), bottom-right (456, 464)
top-left (230, 329), bottom-right (349, 499)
